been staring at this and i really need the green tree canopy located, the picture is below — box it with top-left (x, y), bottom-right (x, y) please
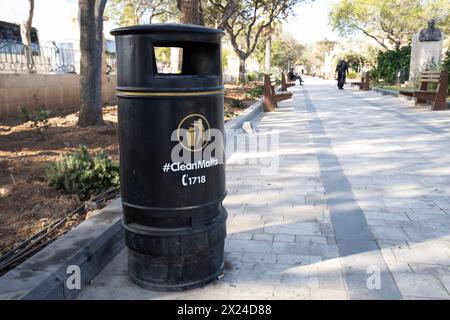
top-left (205, 0), bottom-right (303, 82)
top-left (105, 0), bottom-right (177, 26)
top-left (329, 0), bottom-right (450, 51)
top-left (271, 36), bottom-right (305, 70)
top-left (313, 39), bottom-right (336, 64)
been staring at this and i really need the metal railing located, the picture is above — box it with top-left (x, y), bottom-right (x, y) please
top-left (0, 42), bottom-right (117, 75)
top-left (0, 41), bottom-right (77, 74)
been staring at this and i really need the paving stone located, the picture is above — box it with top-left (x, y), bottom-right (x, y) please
top-left (264, 222), bottom-right (322, 236)
top-left (230, 232), bottom-right (253, 240)
top-left (369, 226), bottom-right (410, 241)
top-left (272, 242), bottom-right (339, 259)
top-left (410, 208), bottom-right (447, 215)
top-left (392, 242), bottom-right (450, 265)
top-left (241, 251), bottom-right (277, 264)
top-left (273, 234), bottom-right (295, 243)
top-left (310, 289), bottom-right (348, 300)
top-left (226, 283), bottom-right (275, 300)
top-left (402, 226), bottom-right (440, 242)
top-left (77, 281), bottom-right (142, 300)
top-left (226, 239), bottom-right (273, 253)
top-left (272, 286), bottom-right (310, 299)
top-left (252, 233), bottom-right (274, 242)
top-left (280, 264), bottom-right (320, 288)
top-left (392, 272), bottom-right (449, 299)
top-left (237, 262), bottom-right (285, 284)
top-left (276, 254), bottom-right (322, 266)
top-left (316, 258), bottom-right (346, 290)
top-left (364, 211), bottom-right (410, 221)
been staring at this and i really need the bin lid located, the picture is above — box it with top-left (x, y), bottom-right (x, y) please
top-left (111, 23), bottom-right (225, 36)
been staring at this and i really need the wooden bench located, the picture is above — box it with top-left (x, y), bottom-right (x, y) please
top-left (263, 74), bottom-right (293, 112)
top-left (351, 72), bottom-right (370, 91)
top-left (399, 69), bottom-right (448, 111)
top-left (281, 72), bottom-right (296, 92)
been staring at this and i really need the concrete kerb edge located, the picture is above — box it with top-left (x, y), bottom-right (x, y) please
top-left (0, 198), bottom-right (124, 300)
top-left (0, 99), bottom-right (264, 300)
top-left (225, 98), bottom-right (264, 150)
top-left (372, 87), bottom-right (400, 97)
top-left (224, 98), bottom-right (263, 133)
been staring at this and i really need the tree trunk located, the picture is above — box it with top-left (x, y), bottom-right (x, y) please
top-left (264, 36), bottom-right (271, 74)
top-left (177, 0), bottom-right (202, 25)
top-left (239, 58), bottom-right (246, 84)
top-left (78, 0), bottom-right (107, 126)
top-left (21, 0), bottom-right (35, 73)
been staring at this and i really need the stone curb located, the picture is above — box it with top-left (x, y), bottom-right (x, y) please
top-left (224, 98), bottom-right (263, 133)
top-left (0, 199), bottom-right (124, 300)
top-left (0, 99), bottom-right (264, 300)
top-left (372, 87), bottom-right (400, 97)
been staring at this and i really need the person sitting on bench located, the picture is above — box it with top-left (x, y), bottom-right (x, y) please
top-left (288, 68), bottom-right (304, 85)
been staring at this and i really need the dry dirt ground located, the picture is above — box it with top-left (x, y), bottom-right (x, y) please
top-left (0, 106), bottom-right (119, 256)
top-left (0, 84), bottom-right (258, 256)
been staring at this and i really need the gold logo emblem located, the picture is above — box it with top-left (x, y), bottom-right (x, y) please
top-left (177, 114), bottom-right (211, 151)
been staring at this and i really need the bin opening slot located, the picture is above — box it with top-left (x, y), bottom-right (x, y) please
top-left (153, 42), bottom-right (220, 76)
top-left (154, 47), bottom-right (183, 74)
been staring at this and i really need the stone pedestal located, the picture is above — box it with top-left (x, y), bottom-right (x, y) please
top-left (409, 32), bottom-right (444, 81)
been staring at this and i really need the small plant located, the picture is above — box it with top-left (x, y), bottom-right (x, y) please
top-left (439, 49), bottom-right (450, 94)
top-left (245, 85), bottom-right (264, 99)
top-left (229, 98), bottom-right (244, 108)
top-left (371, 46), bottom-right (411, 84)
top-left (224, 109), bottom-right (237, 120)
top-left (247, 72), bottom-right (264, 82)
top-left (45, 145), bottom-right (120, 200)
top-left (18, 95), bottom-right (49, 140)
top-left (347, 70), bottom-right (358, 79)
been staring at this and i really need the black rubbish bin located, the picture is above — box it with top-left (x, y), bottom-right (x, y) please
top-left (110, 24), bottom-right (227, 291)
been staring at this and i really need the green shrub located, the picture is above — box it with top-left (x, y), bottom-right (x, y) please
top-left (247, 72), bottom-right (257, 82)
top-left (18, 95), bottom-right (49, 140)
top-left (440, 50), bottom-right (450, 94)
top-left (245, 85), bottom-right (264, 99)
top-left (224, 109), bottom-right (237, 119)
top-left (347, 70), bottom-right (358, 79)
top-left (247, 72), bottom-right (264, 82)
top-left (46, 145), bottom-right (120, 200)
top-left (229, 98), bottom-right (244, 108)
top-left (371, 46), bottom-right (411, 84)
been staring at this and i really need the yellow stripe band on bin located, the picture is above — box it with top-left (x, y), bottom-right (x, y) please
top-left (117, 89), bottom-right (224, 97)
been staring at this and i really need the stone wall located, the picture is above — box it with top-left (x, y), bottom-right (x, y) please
top-left (0, 73), bottom-right (117, 118)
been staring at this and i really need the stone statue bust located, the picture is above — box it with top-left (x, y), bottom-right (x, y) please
top-left (419, 19), bottom-right (442, 42)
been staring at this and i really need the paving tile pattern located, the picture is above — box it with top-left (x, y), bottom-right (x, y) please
top-left (77, 78), bottom-right (450, 300)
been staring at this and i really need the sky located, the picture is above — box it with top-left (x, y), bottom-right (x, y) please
top-left (285, 0), bottom-right (340, 44)
top-left (0, 0), bottom-right (340, 45)
top-left (0, 0), bottom-right (117, 44)
top-left (0, 0), bottom-right (79, 43)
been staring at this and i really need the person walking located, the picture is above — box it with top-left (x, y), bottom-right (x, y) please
top-left (335, 59), bottom-right (349, 89)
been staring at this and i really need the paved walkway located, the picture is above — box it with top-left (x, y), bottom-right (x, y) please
top-left (78, 77), bottom-right (450, 300)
